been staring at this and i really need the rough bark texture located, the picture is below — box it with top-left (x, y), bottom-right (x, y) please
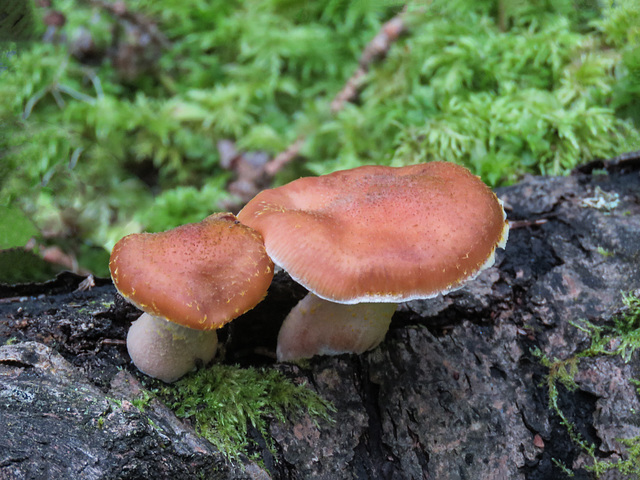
top-left (1, 164), bottom-right (640, 479)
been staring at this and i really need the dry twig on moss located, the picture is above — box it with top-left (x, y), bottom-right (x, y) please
top-left (263, 9), bottom-right (408, 177)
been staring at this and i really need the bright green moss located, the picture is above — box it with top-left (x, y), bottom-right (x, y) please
top-left (154, 364), bottom-right (334, 461)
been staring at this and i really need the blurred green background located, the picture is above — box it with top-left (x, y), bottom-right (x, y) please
top-left (1, 0), bottom-right (639, 282)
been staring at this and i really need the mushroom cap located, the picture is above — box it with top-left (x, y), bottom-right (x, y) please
top-left (238, 162), bottom-right (508, 304)
top-left (109, 213), bottom-right (274, 330)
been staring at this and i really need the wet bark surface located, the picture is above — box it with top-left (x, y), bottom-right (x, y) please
top-left (1, 164), bottom-right (640, 479)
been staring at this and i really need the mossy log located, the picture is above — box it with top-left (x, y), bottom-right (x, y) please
top-left (1, 162), bottom-right (640, 479)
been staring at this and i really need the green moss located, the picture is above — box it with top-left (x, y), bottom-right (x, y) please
top-left (535, 291), bottom-right (640, 477)
top-left (596, 246), bottom-right (614, 257)
top-left (2, 1), bottom-right (640, 275)
top-left (131, 388), bottom-right (154, 412)
top-left (154, 364), bottom-right (334, 461)
top-left (552, 458), bottom-right (576, 477)
top-left (571, 291), bottom-right (640, 362)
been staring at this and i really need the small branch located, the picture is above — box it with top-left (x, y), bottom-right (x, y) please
top-left (331, 13), bottom-right (406, 113)
top-left (264, 137), bottom-right (306, 177)
top-left (263, 8), bottom-right (409, 177)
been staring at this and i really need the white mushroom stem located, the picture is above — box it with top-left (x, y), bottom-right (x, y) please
top-left (126, 313), bottom-right (218, 383)
top-left (277, 293), bottom-right (397, 362)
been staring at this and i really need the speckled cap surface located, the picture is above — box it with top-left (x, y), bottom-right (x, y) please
top-left (110, 213), bottom-right (274, 329)
top-left (238, 162), bottom-right (508, 304)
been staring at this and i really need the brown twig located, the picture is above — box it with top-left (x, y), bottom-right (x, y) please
top-left (263, 7), bottom-right (408, 177)
top-left (264, 137), bottom-right (306, 177)
top-left (331, 13), bottom-right (407, 113)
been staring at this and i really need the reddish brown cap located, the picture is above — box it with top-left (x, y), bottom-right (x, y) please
top-left (109, 213), bottom-right (274, 330)
top-left (238, 162), bottom-right (508, 304)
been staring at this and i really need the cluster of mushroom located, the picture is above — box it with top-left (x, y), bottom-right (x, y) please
top-left (110, 162), bottom-right (509, 382)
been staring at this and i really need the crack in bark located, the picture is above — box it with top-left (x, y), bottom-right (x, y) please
top-left (350, 357), bottom-right (400, 480)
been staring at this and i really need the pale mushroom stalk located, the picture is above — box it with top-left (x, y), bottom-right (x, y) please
top-left (277, 293), bottom-right (397, 362)
top-left (127, 313), bottom-right (218, 383)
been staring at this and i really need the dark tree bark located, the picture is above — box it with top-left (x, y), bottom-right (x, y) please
top-left (1, 162), bottom-right (640, 479)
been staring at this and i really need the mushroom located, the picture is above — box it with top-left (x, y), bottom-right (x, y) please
top-left (109, 213), bottom-right (274, 382)
top-left (237, 162), bottom-right (509, 361)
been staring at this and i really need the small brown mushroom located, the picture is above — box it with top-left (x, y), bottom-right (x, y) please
top-left (238, 162), bottom-right (508, 361)
top-left (109, 213), bottom-right (274, 382)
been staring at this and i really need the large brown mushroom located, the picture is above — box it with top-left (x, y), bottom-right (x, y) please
top-left (238, 162), bottom-right (508, 361)
top-left (109, 213), bottom-right (274, 382)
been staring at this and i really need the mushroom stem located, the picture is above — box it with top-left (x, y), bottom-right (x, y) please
top-left (127, 313), bottom-right (218, 383)
top-left (277, 293), bottom-right (397, 362)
